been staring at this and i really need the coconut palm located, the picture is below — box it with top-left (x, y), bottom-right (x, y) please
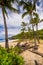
top-left (21, 22), bottom-right (27, 39)
top-left (0, 0), bottom-right (18, 48)
top-left (33, 12), bottom-right (43, 44)
top-left (28, 27), bottom-right (32, 41)
top-left (21, 22), bottom-right (27, 33)
top-left (19, 0), bottom-right (38, 18)
top-left (19, 0), bottom-right (38, 44)
top-left (33, 13), bottom-right (40, 44)
top-left (30, 18), bottom-right (37, 45)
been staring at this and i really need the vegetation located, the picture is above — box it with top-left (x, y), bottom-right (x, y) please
top-left (0, 0), bottom-right (43, 65)
top-left (0, 46), bottom-right (24, 65)
top-left (32, 12), bottom-right (43, 43)
top-left (19, 0), bottom-right (38, 45)
top-left (21, 22), bottom-right (27, 39)
top-left (21, 22), bottom-right (27, 33)
top-left (10, 29), bottom-right (43, 40)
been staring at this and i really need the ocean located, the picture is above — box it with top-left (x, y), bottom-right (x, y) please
top-left (0, 39), bottom-right (5, 42)
top-left (0, 25), bottom-right (21, 42)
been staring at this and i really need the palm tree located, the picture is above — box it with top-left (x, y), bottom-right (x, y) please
top-left (19, 0), bottom-right (38, 44)
top-left (28, 27), bottom-right (32, 42)
top-left (33, 13), bottom-right (40, 44)
top-left (21, 22), bottom-right (27, 32)
top-left (33, 12), bottom-right (43, 44)
top-left (0, 0), bottom-right (18, 48)
top-left (19, 0), bottom-right (38, 20)
top-left (30, 18), bottom-right (37, 45)
top-left (21, 22), bottom-right (27, 39)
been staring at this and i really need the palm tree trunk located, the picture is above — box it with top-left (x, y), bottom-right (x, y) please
top-left (36, 24), bottom-right (40, 44)
top-left (2, 7), bottom-right (9, 48)
top-left (30, 15), bottom-right (36, 45)
top-left (32, 24), bottom-right (36, 46)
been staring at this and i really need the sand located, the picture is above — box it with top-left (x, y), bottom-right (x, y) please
top-left (0, 40), bottom-right (30, 48)
top-left (0, 40), bottom-right (43, 65)
top-left (0, 40), bottom-right (18, 47)
top-left (20, 50), bottom-right (43, 65)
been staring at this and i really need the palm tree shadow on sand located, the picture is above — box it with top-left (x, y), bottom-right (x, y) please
top-left (34, 60), bottom-right (42, 65)
top-left (15, 42), bottom-right (43, 57)
top-left (34, 60), bottom-right (39, 65)
top-left (15, 42), bottom-right (39, 53)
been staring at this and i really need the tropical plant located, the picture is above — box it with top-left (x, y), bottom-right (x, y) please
top-left (0, 46), bottom-right (24, 65)
top-left (28, 27), bottom-right (32, 40)
top-left (19, 0), bottom-right (38, 45)
top-left (33, 12), bottom-right (43, 44)
top-left (21, 22), bottom-right (27, 33)
top-left (19, 0), bottom-right (38, 19)
top-left (21, 22), bottom-right (27, 39)
top-left (0, 0), bottom-right (18, 48)
top-left (30, 18), bottom-right (37, 45)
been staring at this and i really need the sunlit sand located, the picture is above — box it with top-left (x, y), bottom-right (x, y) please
top-left (0, 40), bottom-right (43, 65)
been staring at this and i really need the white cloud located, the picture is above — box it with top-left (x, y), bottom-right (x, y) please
top-left (38, 22), bottom-right (43, 30)
top-left (0, 2), bottom-right (43, 38)
top-left (6, 13), bottom-right (22, 27)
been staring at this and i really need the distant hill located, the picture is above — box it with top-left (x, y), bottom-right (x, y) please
top-left (10, 29), bottom-right (43, 40)
top-left (38, 29), bottom-right (43, 39)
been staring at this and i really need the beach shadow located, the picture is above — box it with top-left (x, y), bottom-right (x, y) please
top-left (34, 60), bottom-right (39, 65)
top-left (15, 42), bottom-right (39, 53)
top-left (15, 42), bottom-right (43, 57)
top-left (34, 60), bottom-right (42, 65)
top-left (15, 42), bottom-right (30, 52)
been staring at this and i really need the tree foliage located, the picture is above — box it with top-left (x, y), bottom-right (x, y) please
top-left (0, 0), bottom-right (18, 16)
top-left (0, 46), bottom-right (24, 65)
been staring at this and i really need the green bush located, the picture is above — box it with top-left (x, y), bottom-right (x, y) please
top-left (0, 46), bottom-right (24, 65)
top-left (9, 46), bottom-right (22, 54)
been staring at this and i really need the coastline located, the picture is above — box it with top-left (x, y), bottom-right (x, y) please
top-left (0, 39), bottom-right (18, 47)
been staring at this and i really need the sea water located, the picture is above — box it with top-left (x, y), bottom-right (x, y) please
top-left (0, 26), bottom-right (21, 42)
top-left (0, 39), bottom-right (5, 42)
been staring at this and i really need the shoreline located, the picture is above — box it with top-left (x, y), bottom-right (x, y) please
top-left (0, 40), bottom-right (18, 47)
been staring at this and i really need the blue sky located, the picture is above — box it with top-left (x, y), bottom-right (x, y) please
top-left (0, 0), bottom-right (43, 39)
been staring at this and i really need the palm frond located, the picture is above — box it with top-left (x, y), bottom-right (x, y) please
top-left (21, 22), bottom-right (27, 26)
top-left (6, 3), bottom-right (18, 12)
top-left (22, 12), bottom-right (28, 18)
top-left (0, 0), bottom-right (18, 13)
top-left (40, 19), bottom-right (43, 22)
top-left (32, 3), bottom-right (36, 11)
top-left (9, 6), bottom-right (18, 12)
top-left (32, 0), bottom-right (38, 11)
top-left (19, 1), bottom-right (29, 6)
top-left (33, 12), bottom-right (38, 18)
top-left (19, 1), bottom-right (24, 6)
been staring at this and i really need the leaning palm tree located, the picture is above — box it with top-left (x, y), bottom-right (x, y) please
top-left (33, 12), bottom-right (43, 44)
top-left (0, 0), bottom-right (18, 48)
top-left (19, 0), bottom-right (38, 44)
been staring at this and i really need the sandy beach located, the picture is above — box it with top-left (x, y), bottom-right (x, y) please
top-left (0, 39), bottom-right (30, 47)
top-left (0, 40), bottom-right (43, 65)
top-left (0, 40), bottom-right (18, 47)
top-left (0, 40), bottom-right (43, 53)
